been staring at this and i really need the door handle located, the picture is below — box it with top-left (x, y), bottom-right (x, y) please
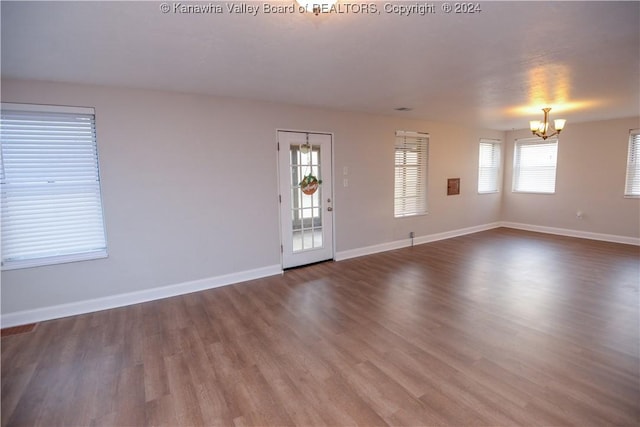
top-left (327, 207), bottom-right (333, 212)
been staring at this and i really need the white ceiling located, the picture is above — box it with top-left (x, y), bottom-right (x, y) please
top-left (1, 1), bottom-right (639, 130)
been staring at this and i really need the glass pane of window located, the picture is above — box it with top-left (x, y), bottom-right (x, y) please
top-left (625, 130), bottom-right (640, 196)
top-left (513, 138), bottom-right (558, 194)
top-left (478, 140), bottom-right (501, 193)
top-left (0, 104), bottom-right (108, 270)
top-left (394, 131), bottom-right (429, 217)
top-left (290, 144), bottom-right (323, 253)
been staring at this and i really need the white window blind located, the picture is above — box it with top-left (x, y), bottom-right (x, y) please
top-left (513, 137), bottom-right (558, 194)
top-left (478, 139), bottom-right (501, 193)
top-left (1, 103), bottom-right (107, 270)
top-left (394, 131), bottom-right (428, 217)
top-left (624, 129), bottom-right (640, 197)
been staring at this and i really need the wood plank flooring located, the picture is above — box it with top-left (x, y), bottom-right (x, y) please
top-left (2, 228), bottom-right (639, 426)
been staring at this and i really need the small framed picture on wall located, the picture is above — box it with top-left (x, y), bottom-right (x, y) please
top-left (447, 178), bottom-right (460, 196)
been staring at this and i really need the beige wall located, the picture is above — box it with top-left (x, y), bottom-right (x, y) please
top-left (1, 79), bottom-right (504, 315)
top-left (502, 117), bottom-right (640, 237)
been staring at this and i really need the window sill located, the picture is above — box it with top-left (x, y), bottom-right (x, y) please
top-left (394, 212), bottom-right (429, 219)
top-left (512, 191), bottom-right (556, 195)
top-left (2, 250), bottom-right (108, 271)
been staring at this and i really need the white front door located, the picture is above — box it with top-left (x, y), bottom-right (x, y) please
top-left (278, 131), bottom-right (333, 269)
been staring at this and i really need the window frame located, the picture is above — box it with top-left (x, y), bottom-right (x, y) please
top-left (1, 102), bottom-right (108, 270)
top-left (394, 130), bottom-right (429, 218)
top-left (512, 136), bottom-right (559, 194)
top-left (477, 138), bottom-right (502, 194)
top-left (624, 129), bottom-right (640, 198)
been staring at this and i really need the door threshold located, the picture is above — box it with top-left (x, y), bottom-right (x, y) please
top-left (283, 258), bottom-right (334, 271)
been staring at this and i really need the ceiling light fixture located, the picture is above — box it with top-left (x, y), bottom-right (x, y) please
top-left (296, 0), bottom-right (338, 15)
top-left (529, 107), bottom-right (566, 140)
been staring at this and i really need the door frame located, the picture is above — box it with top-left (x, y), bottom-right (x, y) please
top-left (276, 129), bottom-right (335, 269)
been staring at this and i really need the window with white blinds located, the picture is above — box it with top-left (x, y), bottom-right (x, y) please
top-left (624, 129), bottom-right (640, 197)
top-left (1, 103), bottom-right (107, 270)
top-left (513, 137), bottom-right (558, 194)
top-left (394, 131), bottom-right (428, 217)
top-left (478, 139), bottom-right (501, 193)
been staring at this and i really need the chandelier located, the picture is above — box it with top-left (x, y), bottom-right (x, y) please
top-left (529, 107), bottom-right (566, 140)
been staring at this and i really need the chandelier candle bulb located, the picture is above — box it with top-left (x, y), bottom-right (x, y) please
top-left (530, 120), bottom-right (541, 132)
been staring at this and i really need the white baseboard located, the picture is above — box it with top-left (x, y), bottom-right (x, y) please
top-left (500, 222), bottom-right (640, 246)
top-left (335, 222), bottom-right (502, 261)
top-left (1, 264), bottom-right (282, 328)
top-left (334, 239), bottom-right (407, 261)
top-left (413, 222), bottom-right (503, 245)
top-left (334, 221), bottom-right (639, 263)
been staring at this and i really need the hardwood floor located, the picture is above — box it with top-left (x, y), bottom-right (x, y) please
top-left (2, 228), bottom-right (639, 426)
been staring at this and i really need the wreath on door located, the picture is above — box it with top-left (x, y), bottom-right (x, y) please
top-left (300, 173), bottom-right (322, 195)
